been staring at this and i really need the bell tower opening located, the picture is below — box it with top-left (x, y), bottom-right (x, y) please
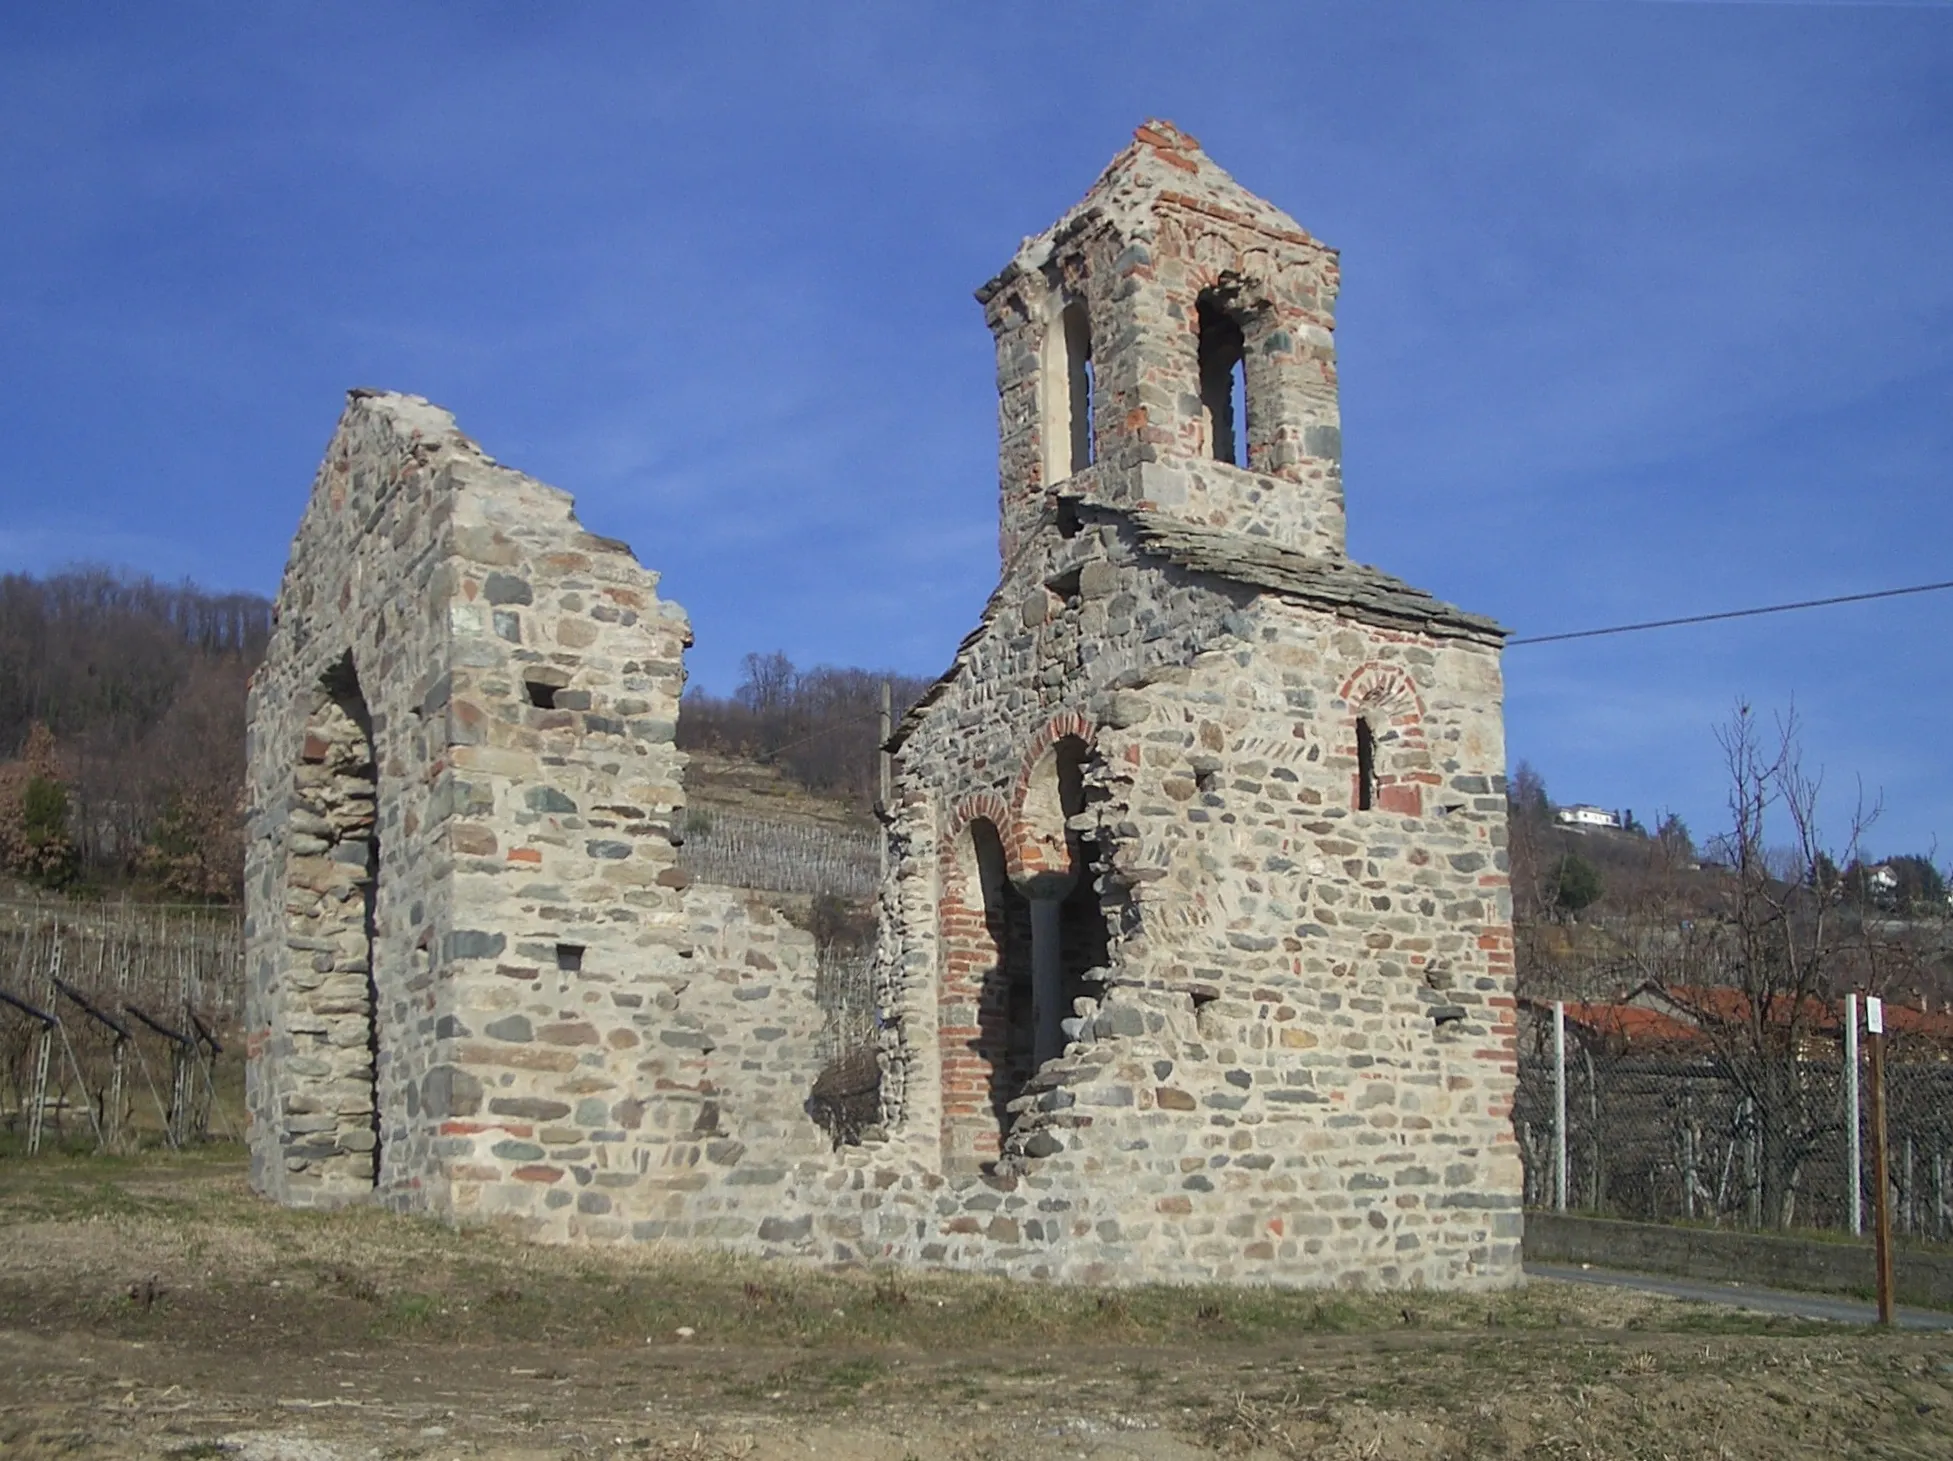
top-left (1198, 297), bottom-right (1247, 468)
top-left (1043, 298), bottom-right (1095, 487)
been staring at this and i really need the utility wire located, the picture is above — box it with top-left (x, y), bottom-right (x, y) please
top-left (705, 581), bottom-right (1953, 731)
top-left (753, 707), bottom-right (887, 763)
top-left (1507, 579), bottom-right (1953, 647)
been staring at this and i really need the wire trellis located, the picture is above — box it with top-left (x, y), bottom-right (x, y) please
top-left (0, 898), bottom-right (242, 1153)
top-left (676, 810), bottom-right (880, 900)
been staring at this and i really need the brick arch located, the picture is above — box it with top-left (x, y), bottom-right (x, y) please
top-left (1006, 711), bottom-right (1095, 885)
top-left (1336, 662), bottom-right (1433, 816)
top-left (1156, 220), bottom-right (1278, 313)
top-left (1338, 663), bottom-right (1427, 742)
top-left (939, 791), bottom-right (1013, 889)
top-left (933, 790), bottom-right (1026, 1171)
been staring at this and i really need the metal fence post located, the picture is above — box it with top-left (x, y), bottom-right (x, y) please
top-left (1553, 999), bottom-right (1568, 1212)
top-left (1847, 992), bottom-right (1862, 1237)
top-left (1868, 995), bottom-right (1894, 1325)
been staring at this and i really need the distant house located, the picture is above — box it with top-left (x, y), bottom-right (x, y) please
top-left (1519, 985), bottom-right (1953, 1064)
top-left (1554, 804), bottom-right (1621, 830)
top-left (1516, 995), bottom-right (1702, 1059)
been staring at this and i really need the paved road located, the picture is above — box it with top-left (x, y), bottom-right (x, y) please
top-left (1526, 1261), bottom-right (1953, 1331)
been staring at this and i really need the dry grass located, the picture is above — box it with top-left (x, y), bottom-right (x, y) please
top-left (2, 1149), bottom-right (1951, 1460)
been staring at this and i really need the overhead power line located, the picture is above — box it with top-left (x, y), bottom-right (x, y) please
top-left (1507, 579), bottom-right (1953, 647)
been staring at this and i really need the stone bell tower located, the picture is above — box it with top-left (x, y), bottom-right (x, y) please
top-left (976, 120), bottom-right (1347, 564)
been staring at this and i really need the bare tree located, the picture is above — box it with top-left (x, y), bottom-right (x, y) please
top-left (1606, 704), bottom-right (1888, 1226)
top-left (1513, 703), bottom-right (1953, 1228)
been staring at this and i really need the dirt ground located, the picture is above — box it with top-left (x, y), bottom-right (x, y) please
top-left (1, 1152), bottom-right (1950, 1460)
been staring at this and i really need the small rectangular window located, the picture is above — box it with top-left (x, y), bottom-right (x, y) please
top-left (555, 943), bottom-right (584, 973)
top-left (526, 681), bottom-right (559, 709)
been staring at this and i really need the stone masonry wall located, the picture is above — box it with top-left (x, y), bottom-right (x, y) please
top-left (247, 392), bottom-right (468, 1209)
top-left (249, 122), bottom-right (1523, 1293)
top-left (832, 511), bottom-right (1520, 1289)
top-left (248, 390), bottom-right (842, 1239)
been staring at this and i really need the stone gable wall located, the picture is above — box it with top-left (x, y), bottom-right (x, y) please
top-left (247, 393), bottom-right (846, 1243)
top-left (838, 521), bottom-right (1520, 1289)
top-left (246, 394), bottom-right (465, 1208)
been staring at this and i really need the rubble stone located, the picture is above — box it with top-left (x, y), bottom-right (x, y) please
top-left (247, 120), bottom-right (1520, 1289)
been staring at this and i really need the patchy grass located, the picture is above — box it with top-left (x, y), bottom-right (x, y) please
top-left (0, 1148), bottom-right (1949, 1460)
top-left (0, 1145), bottom-right (1835, 1355)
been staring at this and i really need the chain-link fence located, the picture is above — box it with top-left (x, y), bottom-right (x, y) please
top-left (1516, 1002), bottom-right (1953, 1241)
top-left (0, 898), bottom-right (242, 1153)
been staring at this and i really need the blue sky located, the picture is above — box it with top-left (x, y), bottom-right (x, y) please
top-left (3, 1), bottom-right (1949, 861)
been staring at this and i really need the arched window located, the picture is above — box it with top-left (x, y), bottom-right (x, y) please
top-left (1197, 298), bottom-right (1247, 468)
top-left (1043, 298), bottom-right (1094, 485)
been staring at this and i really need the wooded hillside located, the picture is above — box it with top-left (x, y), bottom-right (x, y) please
top-left (676, 651), bottom-right (932, 814)
top-left (0, 571), bottom-right (930, 900)
top-left (0, 568), bottom-right (269, 900)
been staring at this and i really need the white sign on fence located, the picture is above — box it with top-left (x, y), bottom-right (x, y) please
top-left (1866, 995), bottom-right (1884, 1034)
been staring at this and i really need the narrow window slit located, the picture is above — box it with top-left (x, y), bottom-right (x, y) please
top-left (1042, 294), bottom-right (1095, 489)
top-left (1355, 719), bottom-right (1377, 812)
top-left (555, 943), bottom-right (584, 973)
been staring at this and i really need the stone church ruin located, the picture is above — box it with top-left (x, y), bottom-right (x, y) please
top-left (246, 121), bottom-right (1522, 1288)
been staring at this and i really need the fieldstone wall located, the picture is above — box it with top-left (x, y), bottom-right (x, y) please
top-left (846, 513), bottom-right (1518, 1288)
top-left (247, 390), bottom-right (840, 1238)
top-left (247, 393), bottom-right (468, 1209)
top-left (274, 687), bottom-right (381, 1191)
top-left (248, 120), bottom-right (1522, 1292)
